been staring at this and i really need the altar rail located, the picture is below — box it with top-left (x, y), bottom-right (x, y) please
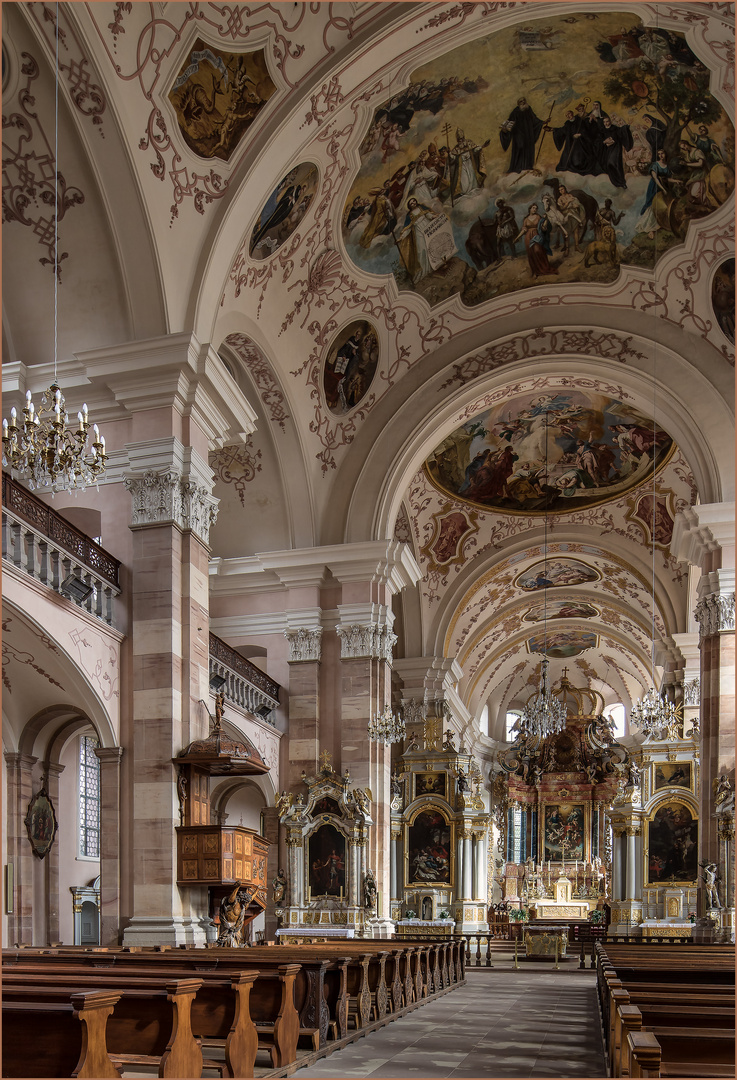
top-left (461, 933), bottom-right (507, 966)
top-left (2, 472), bottom-right (120, 625)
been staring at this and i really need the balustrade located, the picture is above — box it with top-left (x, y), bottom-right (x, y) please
top-left (209, 632), bottom-right (280, 724)
top-left (2, 472), bottom-right (120, 626)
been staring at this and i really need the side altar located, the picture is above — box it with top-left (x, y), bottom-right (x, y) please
top-left (275, 751), bottom-right (377, 936)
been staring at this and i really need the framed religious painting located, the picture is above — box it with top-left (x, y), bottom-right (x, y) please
top-left (653, 762), bottom-right (693, 793)
top-left (414, 771), bottom-right (447, 799)
top-left (406, 807), bottom-right (452, 887)
top-left (646, 800), bottom-right (698, 885)
top-left (308, 822), bottom-right (347, 898)
top-left (543, 803), bottom-right (585, 861)
top-left (24, 786), bottom-right (58, 859)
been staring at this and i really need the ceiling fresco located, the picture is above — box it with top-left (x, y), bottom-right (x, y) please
top-left (424, 388), bottom-right (673, 514)
top-left (341, 11), bottom-right (734, 307)
top-left (250, 162), bottom-right (319, 260)
top-left (168, 40), bottom-right (276, 162)
top-left (523, 599), bottom-right (599, 622)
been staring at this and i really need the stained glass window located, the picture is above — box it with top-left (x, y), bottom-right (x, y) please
top-left (79, 735), bottom-right (100, 858)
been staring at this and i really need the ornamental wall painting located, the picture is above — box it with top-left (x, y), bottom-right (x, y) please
top-left (249, 162), bottom-right (319, 259)
top-left (424, 389), bottom-right (673, 514)
top-left (625, 488), bottom-right (676, 548)
top-left (341, 12), bottom-right (733, 307)
top-left (420, 505), bottom-right (479, 572)
top-left (528, 630), bottom-right (597, 658)
top-left (543, 803), bottom-right (584, 861)
top-left (654, 762), bottom-right (693, 792)
top-left (647, 801), bottom-right (698, 884)
top-left (516, 559), bottom-right (599, 592)
top-left (523, 598), bottom-right (598, 622)
top-left (711, 258), bottom-right (735, 345)
top-left (308, 823), bottom-right (347, 897)
top-left (407, 809), bottom-right (451, 884)
top-left (168, 40), bottom-right (276, 162)
top-left (323, 321), bottom-right (379, 416)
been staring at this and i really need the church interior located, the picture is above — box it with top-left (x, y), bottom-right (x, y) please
top-left (2, 2), bottom-right (735, 1077)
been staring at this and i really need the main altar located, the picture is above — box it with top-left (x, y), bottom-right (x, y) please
top-left (532, 873), bottom-right (591, 919)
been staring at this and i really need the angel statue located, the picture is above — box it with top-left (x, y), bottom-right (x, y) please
top-left (216, 882), bottom-right (254, 947)
top-left (276, 790), bottom-right (294, 818)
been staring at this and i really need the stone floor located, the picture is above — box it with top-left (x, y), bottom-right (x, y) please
top-left (294, 956), bottom-right (607, 1079)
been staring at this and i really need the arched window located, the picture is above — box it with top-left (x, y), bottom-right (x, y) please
top-left (79, 735), bottom-right (100, 858)
top-left (505, 711), bottom-right (521, 741)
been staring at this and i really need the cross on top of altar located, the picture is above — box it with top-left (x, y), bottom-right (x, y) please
top-left (320, 749), bottom-right (333, 773)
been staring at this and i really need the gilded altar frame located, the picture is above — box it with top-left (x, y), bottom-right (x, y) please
top-left (644, 794), bottom-right (699, 887)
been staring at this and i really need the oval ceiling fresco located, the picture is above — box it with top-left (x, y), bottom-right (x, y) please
top-left (323, 320), bottom-right (380, 416)
top-left (250, 162), bottom-right (319, 259)
top-left (342, 11), bottom-right (734, 307)
top-left (425, 388), bottom-right (673, 514)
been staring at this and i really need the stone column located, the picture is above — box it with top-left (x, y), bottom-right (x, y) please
top-left (261, 805), bottom-right (280, 941)
top-left (44, 763), bottom-right (65, 944)
top-left (122, 443), bottom-right (218, 946)
top-left (673, 505), bottom-right (735, 871)
top-left (95, 747), bottom-right (123, 946)
top-left (287, 832), bottom-right (303, 910)
top-left (4, 753), bottom-right (37, 944)
top-left (283, 624), bottom-right (323, 790)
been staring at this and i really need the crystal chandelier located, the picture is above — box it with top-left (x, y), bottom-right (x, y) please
top-left (368, 705), bottom-right (406, 744)
top-left (629, 686), bottom-right (681, 739)
top-left (522, 658), bottom-right (568, 740)
top-left (3, 386), bottom-right (106, 493)
top-left (2, 9), bottom-right (107, 495)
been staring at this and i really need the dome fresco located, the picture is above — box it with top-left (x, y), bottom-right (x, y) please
top-left (425, 388), bottom-right (674, 514)
top-left (342, 11), bottom-right (734, 307)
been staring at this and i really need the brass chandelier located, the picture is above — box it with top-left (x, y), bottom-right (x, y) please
top-left (2, 4), bottom-right (106, 494)
top-left (368, 705), bottom-right (406, 745)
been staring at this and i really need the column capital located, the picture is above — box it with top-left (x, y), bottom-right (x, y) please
top-left (3, 752), bottom-right (37, 769)
top-left (336, 603), bottom-right (396, 660)
top-left (284, 627), bottom-right (323, 663)
top-left (124, 440), bottom-right (219, 545)
top-left (45, 762), bottom-right (65, 779)
top-left (694, 590), bottom-right (736, 640)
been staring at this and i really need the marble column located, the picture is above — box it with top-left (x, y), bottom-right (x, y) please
top-left (287, 835), bottom-right (303, 909)
top-left (625, 826), bottom-right (639, 900)
top-left (462, 831), bottom-right (473, 900)
top-left (261, 805), bottom-right (280, 940)
top-left (390, 827), bottom-right (399, 899)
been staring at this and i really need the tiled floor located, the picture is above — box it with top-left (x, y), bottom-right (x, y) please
top-left (295, 956), bottom-right (607, 1079)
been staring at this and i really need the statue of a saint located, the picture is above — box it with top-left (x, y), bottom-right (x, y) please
top-left (363, 868), bottom-right (378, 911)
top-left (701, 862), bottom-right (721, 909)
top-left (273, 868), bottom-right (287, 905)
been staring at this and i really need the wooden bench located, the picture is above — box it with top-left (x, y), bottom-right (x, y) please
top-left (3, 959), bottom-right (295, 1073)
top-left (2, 990), bottom-right (122, 1078)
top-left (615, 1001), bottom-right (735, 1077)
top-left (4, 949), bottom-right (308, 1068)
top-left (2, 976), bottom-right (211, 1078)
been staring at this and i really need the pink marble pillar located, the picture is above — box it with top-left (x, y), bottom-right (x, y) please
top-left (3, 753), bottom-right (37, 944)
top-left (45, 762), bottom-right (65, 944)
top-left (95, 746), bottom-right (124, 945)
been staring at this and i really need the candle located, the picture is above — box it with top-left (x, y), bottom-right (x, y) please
top-left (548, 860), bottom-right (550, 873)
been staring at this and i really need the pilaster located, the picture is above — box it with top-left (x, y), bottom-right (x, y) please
top-left (4, 752), bottom-right (37, 944)
top-left (94, 746), bottom-right (124, 945)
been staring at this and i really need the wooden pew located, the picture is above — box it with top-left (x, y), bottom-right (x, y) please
top-left (5, 950), bottom-right (307, 1065)
top-left (2, 990), bottom-right (122, 1078)
top-left (615, 1001), bottom-right (735, 1078)
top-left (3, 977), bottom-right (208, 1078)
top-left (3, 959), bottom-right (297, 1072)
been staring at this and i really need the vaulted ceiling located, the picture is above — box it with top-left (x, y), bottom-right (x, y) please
top-left (3, 2), bottom-right (734, 743)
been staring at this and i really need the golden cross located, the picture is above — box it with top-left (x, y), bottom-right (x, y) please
top-left (320, 749), bottom-right (332, 771)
